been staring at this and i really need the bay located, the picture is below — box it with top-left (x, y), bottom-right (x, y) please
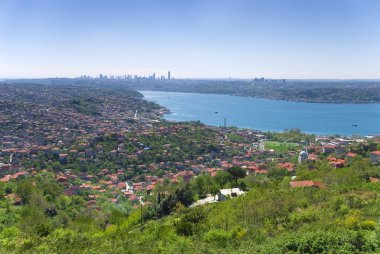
top-left (141, 91), bottom-right (380, 136)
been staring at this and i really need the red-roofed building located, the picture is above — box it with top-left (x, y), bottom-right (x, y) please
top-left (370, 151), bottom-right (380, 164)
top-left (328, 157), bottom-right (346, 168)
top-left (307, 153), bottom-right (318, 162)
top-left (0, 175), bottom-right (11, 182)
top-left (146, 184), bottom-right (155, 194)
top-left (133, 182), bottom-right (144, 191)
top-left (128, 194), bottom-right (139, 204)
top-left (290, 180), bottom-right (326, 189)
top-left (323, 145), bottom-right (336, 154)
top-left (57, 175), bottom-right (67, 183)
top-left (278, 163), bottom-right (295, 172)
top-left (255, 169), bottom-right (268, 174)
top-left (108, 198), bottom-right (118, 204)
top-left (87, 200), bottom-right (97, 206)
top-left (346, 152), bottom-right (358, 158)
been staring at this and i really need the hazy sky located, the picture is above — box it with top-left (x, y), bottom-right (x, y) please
top-left (1, 0), bottom-right (380, 79)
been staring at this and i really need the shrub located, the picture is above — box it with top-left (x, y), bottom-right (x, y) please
top-left (203, 229), bottom-right (232, 247)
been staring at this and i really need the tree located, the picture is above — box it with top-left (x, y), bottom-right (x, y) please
top-left (45, 205), bottom-right (58, 217)
top-left (16, 179), bottom-right (35, 204)
top-left (175, 184), bottom-right (194, 206)
top-left (227, 166), bottom-right (247, 187)
top-left (52, 161), bottom-right (61, 172)
top-left (109, 209), bottom-right (125, 228)
top-left (268, 168), bottom-right (290, 180)
top-left (214, 171), bottom-right (232, 188)
top-left (210, 185), bottom-right (220, 200)
top-left (194, 175), bottom-right (207, 198)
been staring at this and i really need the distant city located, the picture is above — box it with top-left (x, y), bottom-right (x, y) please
top-left (75, 72), bottom-right (291, 84)
top-left (78, 71), bottom-right (173, 81)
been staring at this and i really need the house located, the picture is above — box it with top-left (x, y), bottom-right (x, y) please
top-left (59, 154), bottom-right (68, 164)
top-left (331, 159), bottom-right (346, 168)
top-left (132, 182), bottom-right (144, 192)
top-left (323, 145), bottom-right (336, 154)
top-left (328, 157), bottom-right (346, 168)
top-left (128, 194), bottom-right (140, 204)
top-left (345, 152), bottom-right (358, 163)
top-left (0, 171), bottom-right (29, 182)
top-left (218, 188), bottom-right (245, 201)
top-left (369, 151), bottom-right (380, 164)
top-left (146, 184), bottom-right (155, 194)
top-left (64, 186), bottom-right (80, 196)
top-left (0, 175), bottom-right (11, 182)
top-left (307, 153), bottom-right (318, 162)
top-left (56, 175), bottom-right (68, 184)
top-left (278, 163), bottom-right (295, 172)
top-left (290, 180), bottom-right (326, 189)
top-left (190, 194), bottom-right (218, 207)
top-left (87, 200), bottom-right (97, 206)
top-left (346, 152), bottom-right (357, 158)
top-left (190, 188), bottom-right (245, 207)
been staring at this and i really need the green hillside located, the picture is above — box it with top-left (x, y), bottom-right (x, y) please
top-left (1, 158), bottom-right (379, 253)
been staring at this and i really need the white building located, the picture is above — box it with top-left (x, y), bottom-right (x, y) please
top-left (298, 150), bottom-right (308, 164)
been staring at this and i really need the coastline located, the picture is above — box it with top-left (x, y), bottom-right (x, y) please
top-left (141, 90), bottom-right (380, 138)
top-left (139, 89), bottom-right (380, 105)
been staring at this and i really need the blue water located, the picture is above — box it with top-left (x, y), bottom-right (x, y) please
top-left (141, 91), bottom-right (380, 136)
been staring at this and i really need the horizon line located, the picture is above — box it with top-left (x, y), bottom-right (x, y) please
top-left (2, 76), bottom-right (380, 81)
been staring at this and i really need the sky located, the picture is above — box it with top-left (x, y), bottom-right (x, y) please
top-left (0, 0), bottom-right (380, 79)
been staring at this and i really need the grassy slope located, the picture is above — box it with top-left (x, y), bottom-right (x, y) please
top-left (264, 141), bottom-right (299, 153)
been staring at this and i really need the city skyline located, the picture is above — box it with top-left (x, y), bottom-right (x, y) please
top-left (87, 71), bottom-right (173, 80)
top-left (1, 0), bottom-right (380, 79)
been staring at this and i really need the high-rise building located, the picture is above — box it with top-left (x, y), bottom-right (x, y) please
top-left (168, 71), bottom-right (171, 80)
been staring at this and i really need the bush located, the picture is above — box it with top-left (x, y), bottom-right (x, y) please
top-left (203, 229), bottom-right (232, 247)
top-left (277, 230), bottom-right (377, 254)
top-left (174, 220), bottom-right (194, 236)
top-left (360, 220), bottom-right (376, 230)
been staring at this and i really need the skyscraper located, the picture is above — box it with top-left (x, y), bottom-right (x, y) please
top-left (168, 71), bottom-right (171, 80)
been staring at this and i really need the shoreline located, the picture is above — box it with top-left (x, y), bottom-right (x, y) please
top-left (142, 90), bottom-right (380, 139)
top-left (139, 89), bottom-right (380, 106)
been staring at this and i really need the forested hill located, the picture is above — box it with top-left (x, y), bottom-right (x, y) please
top-left (1, 79), bottom-right (144, 98)
top-left (127, 79), bottom-right (380, 104)
top-left (4, 78), bottom-right (380, 103)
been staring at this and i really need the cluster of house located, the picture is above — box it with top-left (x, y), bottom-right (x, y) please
top-left (1, 84), bottom-right (380, 208)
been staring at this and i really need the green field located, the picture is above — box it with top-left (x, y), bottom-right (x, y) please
top-left (264, 141), bottom-right (299, 152)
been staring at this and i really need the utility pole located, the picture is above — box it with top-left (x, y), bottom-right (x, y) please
top-left (140, 202), bottom-right (143, 228)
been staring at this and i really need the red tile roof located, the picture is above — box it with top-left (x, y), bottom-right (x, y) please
top-left (290, 180), bottom-right (326, 189)
top-left (278, 163), bottom-right (295, 172)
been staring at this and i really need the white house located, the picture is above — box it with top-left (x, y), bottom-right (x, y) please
top-left (218, 188), bottom-right (245, 201)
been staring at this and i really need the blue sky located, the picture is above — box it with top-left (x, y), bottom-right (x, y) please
top-left (0, 0), bottom-right (379, 79)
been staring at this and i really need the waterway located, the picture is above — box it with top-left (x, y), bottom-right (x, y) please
top-left (141, 91), bottom-right (380, 136)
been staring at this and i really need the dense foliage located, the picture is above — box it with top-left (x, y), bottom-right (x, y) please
top-left (1, 157), bottom-right (379, 253)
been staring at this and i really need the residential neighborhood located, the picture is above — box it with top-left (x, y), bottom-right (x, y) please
top-left (1, 83), bottom-right (380, 211)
